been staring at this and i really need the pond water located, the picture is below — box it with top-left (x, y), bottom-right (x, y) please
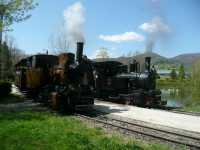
top-left (161, 88), bottom-right (184, 108)
top-left (158, 86), bottom-right (193, 108)
top-left (157, 84), bottom-right (200, 108)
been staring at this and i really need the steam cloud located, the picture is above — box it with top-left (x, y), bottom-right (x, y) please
top-left (64, 2), bottom-right (85, 43)
top-left (99, 32), bottom-right (144, 43)
top-left (139, 16), bottom-right (170, 52)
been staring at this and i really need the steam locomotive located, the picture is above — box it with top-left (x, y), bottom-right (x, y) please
top-left (93, 57), bottom-right (165, 107)
top-left (15, 42), bottom-right (165, 113)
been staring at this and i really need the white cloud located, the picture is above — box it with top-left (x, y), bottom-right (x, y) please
top-left (139, 17), bottom-right (170, 34)
top-left (99, 32), bottom-right (144, 43)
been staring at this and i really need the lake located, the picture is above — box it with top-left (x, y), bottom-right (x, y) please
top-left (161, 89), bottom-right (184, 108)
top-left (158, 86), bottom-right (193, 108)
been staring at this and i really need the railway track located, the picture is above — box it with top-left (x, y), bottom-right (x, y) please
top-left (75, 113), bottom-right (200, 149)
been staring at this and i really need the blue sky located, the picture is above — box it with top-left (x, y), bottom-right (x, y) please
top-left (8, 0), bottom-right (200, 58)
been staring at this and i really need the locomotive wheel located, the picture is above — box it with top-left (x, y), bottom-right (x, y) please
top-left (134, 92), bottom-right (145, 107)
top-left (59, 94), bottom-right (75, 115)
top-left (66, 95), bottom-right (75, 114)
top-left (51, 92), bottom-right (60, 110)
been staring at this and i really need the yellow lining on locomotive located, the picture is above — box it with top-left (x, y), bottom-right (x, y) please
top-left (26, 68), bottom-right (43, 89)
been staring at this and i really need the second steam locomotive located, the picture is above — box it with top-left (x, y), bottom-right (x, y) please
top-left (15, 42), bottom-right (166, 113)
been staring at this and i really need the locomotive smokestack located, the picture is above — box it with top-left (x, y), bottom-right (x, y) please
top-left (76, 42), bottom-right (84, 63)
top-left (145, 57), bottom-right (151, 72)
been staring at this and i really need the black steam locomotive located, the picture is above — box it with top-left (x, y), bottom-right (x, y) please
top-left (15, 42), bottom-right (165, 113)
top-left (93, 57), bottom-right (165, 107)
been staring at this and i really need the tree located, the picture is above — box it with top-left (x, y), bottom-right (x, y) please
top-left (192, 60), bottom-right (200, 97)
top-left (0, 35), bottom-right (25, 80)
top-left (126, 51), bottom-right (133, 57)
top-left (178, 64), bottom-right (185, 80)
top-left (0, 41), bottom-right (12, 79)
top-left (121, 53), bottom-right (126, 58)
top-left (134, 50), bottom-right (140, 56)
top-left (96, 47), bottom-right (109, 60)
top-left (0, 0), bottom-right (38, 44)
top-left (49, 22), bottom-right (70, 54)
top-left (170, 68), bottom-right (177, 80)
top-left (0, 0), bottom-right (37, 79)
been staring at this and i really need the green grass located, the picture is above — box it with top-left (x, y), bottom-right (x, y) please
top-left (0, 111), bottom-right (177, 150)
top-left (0, 94), bottom-right (25, 104)
top-left (179, 104), bottom-right (200, 112)
top-left (157, 78), bottom-right (191, 88)
top-left (178, 98), bottom-right (200, 112)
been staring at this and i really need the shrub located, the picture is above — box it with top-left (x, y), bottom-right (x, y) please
top-left (170, 68), bottom-right (177, 80)
top-left (0, 81), bottom-right (12, 97)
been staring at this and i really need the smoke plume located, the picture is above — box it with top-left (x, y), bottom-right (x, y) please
top-left (63, 2), bottom-right (85, 43)
top-left (139, 16), bottom-right (170, 52)
top-left (146, 39), bottom-right (155, 53)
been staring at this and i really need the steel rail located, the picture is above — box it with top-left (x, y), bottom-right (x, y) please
top-left (100, 116), bottom-right (200, 141)
top-left (75, 113), bottom-right (200, 149)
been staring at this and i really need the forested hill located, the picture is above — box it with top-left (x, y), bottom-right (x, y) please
top-left (171, 53), bottom-right (200, 67)
top-left (94, 52), bottom-right (200, 69)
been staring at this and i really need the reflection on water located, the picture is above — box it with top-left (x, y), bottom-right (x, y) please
top-left (160, 87), bottom-right (190, 108)
top-left (158, 83), bottom-right (200, 111)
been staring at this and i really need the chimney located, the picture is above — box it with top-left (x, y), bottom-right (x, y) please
top-left (76, 42), bottom-right (84, 63)
top-left (145, 57), bottom-right (151, 72)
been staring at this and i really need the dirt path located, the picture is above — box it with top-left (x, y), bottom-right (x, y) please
top-left (0, 100), bottom-right (46, 112)
top-left (0, 84), bottom-right (47, 112)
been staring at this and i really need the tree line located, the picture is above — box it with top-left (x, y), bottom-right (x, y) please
top-left (191, 60), bottom-right (200, 98)
top-left (0, 0), bottom-right (37, 80)
top-left (0, 37), bottom-right (26, 80)
top-left (170, 64), bottom-right (185, 80)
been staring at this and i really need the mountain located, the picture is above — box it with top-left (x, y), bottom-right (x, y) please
top-left (94, 52), bottom-right (167, 64)
top-left (171, 53), bottom-right (200, 67)
top-left (93, 52), bottom-right (200, 70)
top-left (132, 52), bottom-right (167, 64)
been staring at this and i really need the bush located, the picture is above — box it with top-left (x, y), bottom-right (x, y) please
top-left (0, 81), bottom-right (12, 97)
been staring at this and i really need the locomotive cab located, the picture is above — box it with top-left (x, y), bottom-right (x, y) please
top-left (15, 55), bottom-right (58, 93)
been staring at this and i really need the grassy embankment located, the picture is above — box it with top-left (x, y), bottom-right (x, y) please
top-left (157, 77), bottom-right (200, 112)
top-left (0, 110), bottom-right (180, 150)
